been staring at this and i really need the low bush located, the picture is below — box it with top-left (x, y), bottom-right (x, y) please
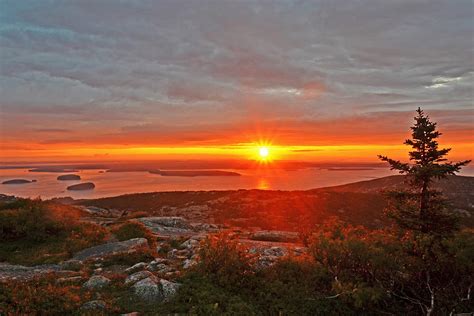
top-left (65, 222), bottom-right (108, 256)
top-left (0, 274), bottom-right (89, 315)
top-left (111, 221), bottom-right (156, 247)
top-left (163, 250), bottom-right (350, 315)
top-left (0, 199), bottom-right (69, 242)
top-left (0, 198), bottom-right (108, 265)
top-left (197, 233), bottom-right (255, 288)
top-left (100, 247), bottom-right (155, 267)
top-left (161, 223), bottom-right (474, 315)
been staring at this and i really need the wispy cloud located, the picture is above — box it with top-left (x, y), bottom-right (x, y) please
top-left (0, 0), bottom-right (472, 160)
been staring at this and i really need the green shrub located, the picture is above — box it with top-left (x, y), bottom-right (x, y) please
top-left (159, 273), bottom-right (258, 315)
top-left (65, 222), bottom-right (108, 255)
top-left (0, 274), bottom-right (88, 314)
top-left (0, 199), bottom-right (69, 242)
top-left (0, 198), bottom-right (108, 265)
top-left (197, 233), bottom-right (255, 288)
top-left (111, 221), bottom-right (156, 247)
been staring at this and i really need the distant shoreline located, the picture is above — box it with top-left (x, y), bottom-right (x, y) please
top-left (149, 170), bottom-right (241, 177)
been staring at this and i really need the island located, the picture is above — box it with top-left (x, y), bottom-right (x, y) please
top-left (57, 174), bottom-right (81, 181)
top-left (29, 168), bottom-right (78, 173)
top-left (149, 170), bottom-right (241, 177)
top-left (67, 182), bottom-right (95, 191)
top-left (2, 179), bottom-right (36, 185)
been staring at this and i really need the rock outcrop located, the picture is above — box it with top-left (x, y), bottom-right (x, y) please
top-left (80, 300), bottom-right (107, 311)
top-left (159, 279), bottom-right (181, 301)
top-left (73, 238), bottom-right (148, 261)
top-left (125, 262), bottom-right (147, 274)
top-left (135, 217), bottom-right (194, 237)
top-left (125, 271), bottom-right (155, 285)
top-left (83, 275), bottom-right (111, 289)
top-left (81, 206), bottom-right (124, 218)
top-left (250, 230), bottom-right (299, 243)
top-left (131, 276), bottom-right (181, 302)
top-left (0, 263), bottom-right (76, 281)
top-left (132, 277), bottom-right (161, 302)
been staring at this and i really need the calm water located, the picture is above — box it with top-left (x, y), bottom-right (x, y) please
top-left (1, 167), bottom-right (472, 199)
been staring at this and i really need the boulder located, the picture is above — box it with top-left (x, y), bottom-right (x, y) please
top-left (125, 262), bottom-right (147, 274)
top-left (256, 247), bottom-right (289, 268)
top-left (180, 238), bottom-right (200, 249)
top-left (125, 271), bottom-right (155, 285)
top-left (60, 259), bottom-right (83, 271)
top-left (73, 238), bottom-right (148, 261)
top-left (250, 230), bottom-right (299, 243)
top-left (82, 206), bottom-right (124, 217)
top-left (167, 249), bottom-right (178, 259)
top-left (67, 182), bottom-right (95, 191)
top-left (262, 246), bottom-right (289, 257)
top-left (136, 217), bottom-right (194, 236)
top-left (183, 259), bottom-right (198, 269)
top-left (83, 275), bottom-right (111, 289)
top-left (143, 217), bottom-right (192, 229)
top-left (80, 300), bottom-right (106, 311)
top-left (190, 223), bottom-right (220, 231)
top-left (56, 276), bottom-right (84, 284)
top-left (0, 263), bottom-right (63, 281)
top-left (292, 247), bottom-right (308, 256)
top-left (57, 174), bottom-right (81, 181)
top-left (151, 263), bottom-right (173, 274)
top-left (131, 277), bottom-right (181, 303)
top-left (132, 277), bottom-right (162, 302)
top-left (147, 259), bottom-right (168, 271)
top-left (159, 279), bottom-right (181, 301)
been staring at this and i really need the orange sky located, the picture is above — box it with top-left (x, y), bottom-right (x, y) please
top-left (1, 2), bottom-right (473, 165)
top-left (1, 118), bottom-right (472, 163)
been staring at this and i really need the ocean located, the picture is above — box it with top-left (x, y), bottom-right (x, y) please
top-left (1, 167), bottom-right (472, 199)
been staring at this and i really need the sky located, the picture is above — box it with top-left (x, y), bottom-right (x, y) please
top-left (0, 0), bottom-right (473, 163)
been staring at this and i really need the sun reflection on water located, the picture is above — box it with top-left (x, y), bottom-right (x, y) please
top-left (257, 178), bottom-right (270, 190)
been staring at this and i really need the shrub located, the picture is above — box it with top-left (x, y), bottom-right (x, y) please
top-left (0, 274), bottom-right (88, 314)
top-left (0, 199), bottom-right (70, 242)
top-left (111, 221), bottom-right (156, 247)
top-left (159, 273), bottom-right (258, 315)
top-left (65, 222), bottom-right (108, 255)
top-left (0, 198), bottom-right (108, 265)
top-left (197, 233), bottom-right (255, 288)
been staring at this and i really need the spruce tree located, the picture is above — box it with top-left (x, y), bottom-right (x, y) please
top-left (378, 108), bottom-right (470, 236)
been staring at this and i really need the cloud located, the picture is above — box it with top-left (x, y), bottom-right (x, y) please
top-left (426, 76), bottom-right (463, 89)
top-left (0, 0), bottom-right (472, 158)
top-left (33, 128), bottom-right (73, 133)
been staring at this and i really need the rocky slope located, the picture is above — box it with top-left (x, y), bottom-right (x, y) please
top-left (77, 175), bottom-right (474, 230)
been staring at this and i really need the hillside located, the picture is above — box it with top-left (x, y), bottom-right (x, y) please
top-left (318, 175), bottom-right (474, 195)
top-left (77, 175), bottom-right (474, 230)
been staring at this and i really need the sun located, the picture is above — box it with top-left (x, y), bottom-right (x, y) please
top-left (259, 147), bottom-right (269, 159)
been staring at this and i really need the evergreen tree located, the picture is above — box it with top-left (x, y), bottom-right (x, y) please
top-left (378, 108), bottom-right (470, 236)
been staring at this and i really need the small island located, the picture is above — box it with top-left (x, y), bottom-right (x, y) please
top-left (29, 168), bottom-right (78, 173)
top-left (57, 174), bottom-right (81, 181)
top-left (67, 182), bottom-right (95, 191)
top-left (149, 170), bottom-right (241, 177)
top-left (2, 179), bottom-right (36, 185)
